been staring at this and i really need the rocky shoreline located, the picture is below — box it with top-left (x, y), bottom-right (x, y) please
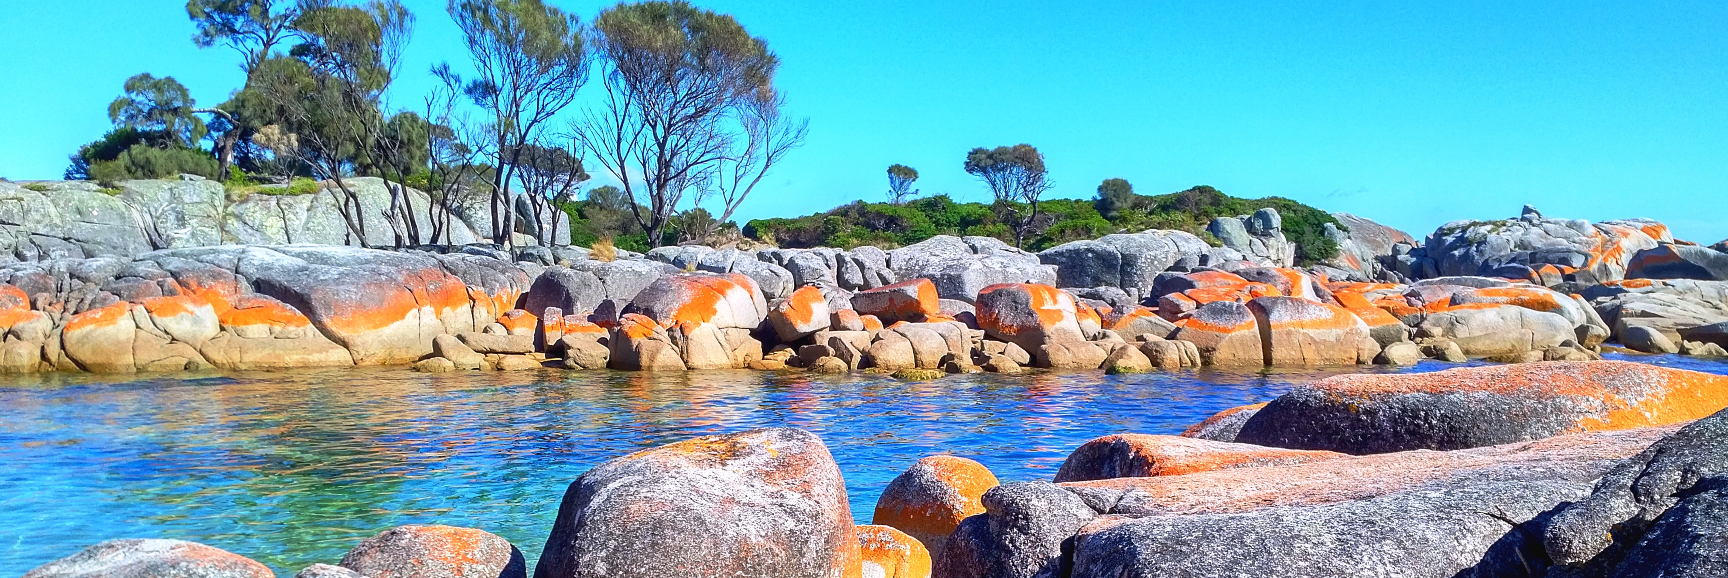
top-left (0, 178), bottom-right (1724, 376)
top-left (23, 360), bottom-right (1728, 577)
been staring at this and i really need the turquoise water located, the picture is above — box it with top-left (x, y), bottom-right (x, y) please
top-left (1, 354), bottom-right (1724, 576)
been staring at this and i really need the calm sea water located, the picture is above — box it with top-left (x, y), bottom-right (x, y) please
top-left (1, 354), bottom-right (1723, 576)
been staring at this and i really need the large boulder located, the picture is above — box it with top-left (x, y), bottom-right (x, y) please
top-left (1320, 213), bottom-right (1417, 282)
top-left (873, 455), bottom-right (1000, 559)
top-left (1207, 209), bottom-right (1294, 268)
top-left (24, 539), bottom-right (272, 578)
top-left (1236, 361), bottom-right (1728, 454)
top-left (534, 428), bottom-right (860, 578)
top-left (889, 236), bottom-right (1056, 302)
top-left (1038, 231), bottom-right (1208, 301)
top-left (1414, 303), bottom-right (1575, 357)
top-left (1061, 427), bottom-right (1673, 578)
top-left (933, 426), bottom-right (1668, 578)
top-left (521, 267), bottom-right (604, 317)
top-left (648, 246), bottom-right (797, 299)
top-left (856, 525), bottom-right (932, 578)
top-left (1543, 407), bottom-right (1728, 577)
top-left (1415, 210), bottom-right (1666, 283)
top-left (851, 278), bottom-right (940, 324)
top-left (1053, 434), bottom-right (1343, 483)
top-left (768, 285), bottom-right (830, 342)
top-left (340, 525), bottom-right (526, 578)
top-left (973, 284), bottom-right (1086, 353)
top-left (566, 258), bottom-right (675, 304)
top-left (1585, 279), bottom-right (1728, 344)
top-left (1246, 296), bottom-right (1370, 366)
top-left (1169, 301), bottom-right (1263, 366)
top-left (1627, 243), bottom-right (1728, 281)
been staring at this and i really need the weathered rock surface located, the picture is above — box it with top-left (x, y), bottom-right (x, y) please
top-left (1543, 407), bottom-right (1728, 577)
top-left (1237, 361), bottom-right (1728, 454)
top-left (874, 455), bottom-right (1000, 559)
top-left (1038, 231), bottom-right (1209, 301)
top-left (973, 284), bottom-right (1085, 353)
top-left (888, 236), bottom-right (1056, 303)
top-left (856, 525), bottom-right (932, 578)
top-left (534, 427), bottom-right (859, 578)
top-left (23, 539), bottom-right (272, 578)
top-left (1053, 434), bottom-right (1343, 482)
top-left (1627, 243), bottom-right (1728, 281)
top-left (341, 525), bottom-right (525, 578)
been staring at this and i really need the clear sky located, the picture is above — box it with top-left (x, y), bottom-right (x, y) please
top-left (2, 1), bottom-right (1725, 243)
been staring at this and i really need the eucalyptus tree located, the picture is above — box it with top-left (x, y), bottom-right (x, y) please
top-left (964, 143), bottom-right (1052, 248)
top-left (250, 0), bottom-right (414, 247)
top-left (186, 0), bottom-right (301, 174)
top-left (448, 0), bottom-right (591, 246)
top-left (420, 64), bottom-right (490, 245)
top-left (887, 164), bottom-right (918, 204)
top-left (575, 0), bottom-right (807, 248)
top-left (514, 142), bottom-right (588, 246)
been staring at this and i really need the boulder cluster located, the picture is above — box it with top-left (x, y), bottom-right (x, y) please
top-left (28, 360), bottom-right (1728, 578)
top-left (0, 195), bottom-right (1723, 373)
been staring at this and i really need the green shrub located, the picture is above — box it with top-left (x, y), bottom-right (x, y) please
top-left (22, 184), bottom-right (50, 193)
top-left (88, 144), bottom-right (219, 183)
top-left (743, 185), bottom-right (1346, 264)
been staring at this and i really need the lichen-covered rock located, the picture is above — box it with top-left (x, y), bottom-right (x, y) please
top-left (1170, 301), bottom-right (1263, 366)
top-left (934, 481), bottom-right (1097, 578)
top-left (888, 236), bottom-right (1056, 303)
top-left (60, 302), bottom-right (136, 373)
top-left (340, 524), bottom-right (525, 578)
top-left (1037, 231), bottom-right (1208, 301)
top-left (874, 455), bottom-right (1000, 559)
top-left (856, 525), bottom-right (932, 578)
top-left (1627, 243), bottom-right (1728, 281)
top-left (1246, 296), bottom-right (1369, 366)
top-left (769, 285), bottom-right (830, 342)
top-left (521, 267), bottom-right (604, 317)
top-left (295, 563), bottom-right (364, 578)
top-left (1042, 427), bottom-right (1672, 578)
top-left (974, 283), bottom-right (1085, 353)
top-left (1543, 407), bottom-right (1728, 577)
top-left (851, 278), bottom-right (940, 325)
top-left (1237, 361), bottom-right (1728, 454)
top-left (607, 314), bottom-right (686, 371)
top-left (1179, 403), bottom-right (1266, 442)
top-left (23, 539), bottom-right (272, 578)
top-left (1416, 211), bottom-right (1666, 283)
top-left (535, 428), bottom-right (859, 578)
top-left (1053, 434), bottom-right (1343, 483)
top-left (413, 357), bottom-right (456, 373)
top-left (1415, 303), bottom-right (1575, 357)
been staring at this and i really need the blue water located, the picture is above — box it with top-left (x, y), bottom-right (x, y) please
top-left (1, 354), bottom-right (1723, 576)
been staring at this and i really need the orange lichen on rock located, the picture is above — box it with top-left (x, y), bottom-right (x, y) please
top-left (562, 316), bottom-right (605, 335)
top-left (1464, 286), bottom-right (1571, 314)
top-left (1054, 434), bottom-right (1345, 482)
top-left (860, 315), bottom-right (884, 332)
top-left (1314, 361), bottom-right (1728, 432)
top-left (219, 294), bottom-right (312, 329)
top-left (63, 302), bottom-right (131, 333)
top-left (855, 524), bottom-right (932, 578)
top-left (1335, 292), bottom-right (1401, 328)
top-left (853, 279), bottom-right (940, 323)
top-left (497, 309), bottom-right (539, 334)
top-left (139, 294), bottom-right (206, 319)
top-left (0, 283), bottom-right (29, 311)
top-left (617, 313), bottom-right (660, 341)
top-left (1075, 301), bottom-right (1102, 329)
top-left (873, 455), bottom-right (1000, 557)
top-left (1181, 403), bottom-right (1268, 437)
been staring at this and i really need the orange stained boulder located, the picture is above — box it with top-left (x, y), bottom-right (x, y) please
top-left (1236, 361), bottom-right (1728, 455)
top-left (1248, 296), bottom-right (1371, 366)
top-left (219, 294), bottom-right (313, 330)
top-left (1314, 361), bottom-right (1728, 431)
top-left (855, 525), bottom-right (932, 578)
top-left (170, 271), bottom-right (245, 317)
top-left (1335, 292), bottom-right (1401, 328)
top-left (1181, 270), bottom-right (1255, 291)
top-left (974, 283), bottom-right (1086, 351)
top-left (1053, 434), bottom-right (1345, 483)
top-left (0, 283), bottom-right (29, 311)
top-left (1075, 301), bottom-right (1102, 332)
top-left (873, 455), bottom-right (1000, 558)
top-left (62, 302), bottom-right (137, 373)
top-left (1181, 403), bottom-right (1268, 438)
top-left (1454, 286), bottom-right (1574, 315)
top-left (340, 524), bottom-right (525, 578)
top-left (1061, 426), bottom-right (1675, 518)
top-left (629, 273), bottom-right (767, 331)
top-left (851, 278), bottom-right (940, 324)
top-left (562, 316), bottom-right (605, 335)
top-left (770, 285), bottom-right (831, 341)
top-left (497, 309), bottom-right (539, 335)
top-left (1171, 301), bottom-right (1263, 366)
top-left (860, 315), bottom-right (884, 332)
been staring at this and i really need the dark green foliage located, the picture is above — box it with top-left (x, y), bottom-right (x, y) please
top-left (746, 184), bottom-right (1345, 264)
top-left (108, 73), bottom-right (208, 148)
top-left (88, 145), bottom-right (221, 183)
top-left (1093, 177), bottom-right (1135, 218)
top-left (66, 127), bottom-right (152, 180)
top-left (886, 163), bottom-right (918, 204)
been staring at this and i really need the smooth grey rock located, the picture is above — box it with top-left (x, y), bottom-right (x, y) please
top-left (1621, 325), bottom-right (1679, 354)
top-left (1627, 244), bottom-right (1728, 281)
top-left (935, 481), bottom-right (1098, 578)
top-left (523, 267), bottom-right (605, 316)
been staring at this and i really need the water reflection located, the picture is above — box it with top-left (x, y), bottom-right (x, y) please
top-left (0, 354), bottom-right (1722, 575)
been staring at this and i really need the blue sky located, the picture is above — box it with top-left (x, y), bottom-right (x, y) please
top-left (2, 1), bottom-right (1725, 242)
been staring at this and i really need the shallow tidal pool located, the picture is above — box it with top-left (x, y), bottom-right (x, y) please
top-left (1, 353), bottom-right (1724, 575)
